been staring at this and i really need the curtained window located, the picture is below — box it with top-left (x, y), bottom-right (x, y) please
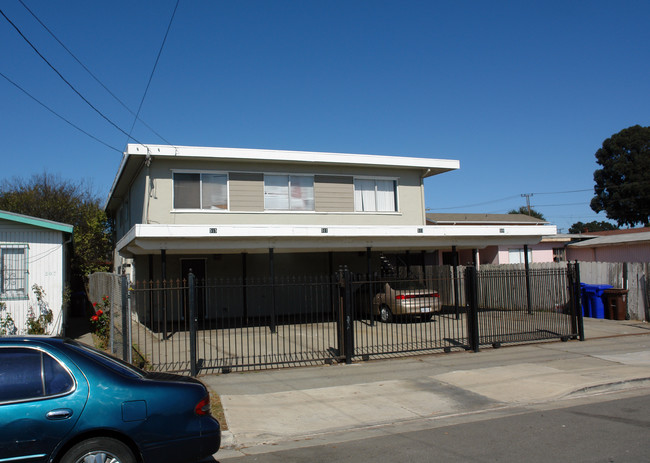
top-left (264, 175), bottom-right (314, 211)
top-left (354, 178), bottom-right (397, 212)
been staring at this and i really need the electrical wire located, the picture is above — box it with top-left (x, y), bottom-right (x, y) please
top-left (126, 0), bottom-right (180, 145)
top-left (0, 7), bottom-right (145, 147)
top-left (532, 202), bottom-right (590, 207)
top-left (530, 189), bottom-right (592, 195)
top-left (17, 0), bottom-right (173, 146)
top-left (1, 71), bottom-right (122, 153)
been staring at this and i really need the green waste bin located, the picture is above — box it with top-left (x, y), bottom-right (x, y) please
top-left (603, 288), bottom-right (628, 320)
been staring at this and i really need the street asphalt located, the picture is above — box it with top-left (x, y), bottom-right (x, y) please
top-left (199, 318), bottom-right (650, 459)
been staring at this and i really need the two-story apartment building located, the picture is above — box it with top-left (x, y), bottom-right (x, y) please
top-left (105, 144), bottom-right (556, 284)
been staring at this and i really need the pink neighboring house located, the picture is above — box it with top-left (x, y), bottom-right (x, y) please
top-left (426, 213), bottom-right (568, 265)
top-left (567, 227), bottom-right (650, 263)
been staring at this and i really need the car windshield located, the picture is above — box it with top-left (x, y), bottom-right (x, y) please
top-left (64, 340), bottom-right (144, 379)
top-left (390, 281), bottom-right (429, 291)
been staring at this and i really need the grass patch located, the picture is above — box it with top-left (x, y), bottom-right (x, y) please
top-left (209, 388), bottom-right (228, 430)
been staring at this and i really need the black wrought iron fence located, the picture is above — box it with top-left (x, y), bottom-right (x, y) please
top-left (118, 264), bottom-right (583, 375)
top-left (469, 263), bottom-right (582, 348)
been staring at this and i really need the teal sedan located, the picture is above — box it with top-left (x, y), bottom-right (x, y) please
top-left (0, 336), bottom-right (220, 463)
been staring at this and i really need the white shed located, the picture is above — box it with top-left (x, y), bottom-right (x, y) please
top-left (0, 210), bottom-right (73, 335)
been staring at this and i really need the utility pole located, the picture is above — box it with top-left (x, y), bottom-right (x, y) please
top-left (521, 193), bottom-right (534, 215)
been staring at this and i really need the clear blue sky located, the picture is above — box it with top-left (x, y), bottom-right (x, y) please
top-left (2, 1), bottom-right (649, 232)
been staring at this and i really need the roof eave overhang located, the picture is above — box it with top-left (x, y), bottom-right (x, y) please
top-left (116, 224), bottom-right (557, 257)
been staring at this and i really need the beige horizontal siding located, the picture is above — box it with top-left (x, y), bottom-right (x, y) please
top-left (315, 175), bottom-right (354, 212)
top-left (230, 173), bottom-right (264, 211)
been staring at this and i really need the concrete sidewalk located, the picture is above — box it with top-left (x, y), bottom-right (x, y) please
top-left (202, 318), bottom-right (650, 457)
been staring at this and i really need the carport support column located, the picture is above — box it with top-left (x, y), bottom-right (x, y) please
top-left (242, 253), bottom-right (248, 323)
top-left (421, 250), bottom-right (427, 280)
top-left (188, 271), bottom-right (198, 376)
top-left (524, 244), bottom-right (532, 315)
top-left (367, 247), bottom-right (375, 326)
top-left (161, 249), bottom-right (167, 339)
top-left (452, 245), bottom-right (460, 319)
top-left (269, 248), bottom-right (277, 333)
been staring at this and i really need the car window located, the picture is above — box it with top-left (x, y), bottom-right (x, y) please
top-left (64, 341), bottom-right (144, 379)
top-left (43, 352), bottom-right (75, 395)
top-left (390, 281), bottom-right (428, 291)
top-left (0, 347), bottom-right (74, 403)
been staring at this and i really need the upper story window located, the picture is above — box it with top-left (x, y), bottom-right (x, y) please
top-left (1, 244), bottom-right (28, 300)
top-left (173, 172), bottom-right (228, 210)
top-left (264, 175), bottom-right (314, 211)
top-left (354, 178), bottom-right (398, 212)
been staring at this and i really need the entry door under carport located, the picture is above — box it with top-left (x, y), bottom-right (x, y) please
top-left (181, 258), bottom-right (206, 323)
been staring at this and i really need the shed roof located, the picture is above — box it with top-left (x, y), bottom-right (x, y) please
top-left (426, 213), bottom-right (548, 225)
top-left (0, 210), bottom-right (73, 234)
top-left (567, 231), bottom-right (650, 248)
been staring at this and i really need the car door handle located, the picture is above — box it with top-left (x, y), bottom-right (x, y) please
top-left (46, 408), bottom-right (73, 420)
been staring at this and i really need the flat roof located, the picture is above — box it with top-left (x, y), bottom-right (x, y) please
top-left (107, 144), bottom-right (460, 211)
top-left (0, 210), bottom-right (73, 234)
top-left (125, 144), bottom-right (460, 173)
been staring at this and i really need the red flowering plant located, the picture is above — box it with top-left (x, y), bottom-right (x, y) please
top-left (89, 295), bottom-right (111, 348)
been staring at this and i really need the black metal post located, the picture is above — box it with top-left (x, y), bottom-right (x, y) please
top-left (405, 250), bottom-right (411, 276)
top-left (242, 253), bottom-right (248, 323)
top-left (575, 261), bottom-right (585, 341)
top-left (452, 245), bottom-right (459, 319)
top-left (188, 271), bottom-right (198, 376)
top-left (421, 250), bottom-right (426, 279)
top-left (269, 248), bottom-right (276, 333)
top-left (342, 267), bottom-right (354, 364)
top-left (524, 244), bottom-right (532, 315)
top-left (367, 247), bottom-right (374, 326)
top-left (161, 249), bottom-right (167, 339)
top-left (465, 266), bottom-right (480, 352)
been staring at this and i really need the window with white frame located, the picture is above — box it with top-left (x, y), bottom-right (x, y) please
top-left (1, 245), bottom-right (28, 299)
top-left (354, 178), bottom-right (397, 212)
top-left (508, 248), bottom-right (533, 264)
top-left (173, 172), bottom-right (228, 210)
top-left (264, 175), bottom-right (314, 211)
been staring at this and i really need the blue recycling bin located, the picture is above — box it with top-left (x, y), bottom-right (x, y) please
top-left (580, 283), bottom-right (612, 319)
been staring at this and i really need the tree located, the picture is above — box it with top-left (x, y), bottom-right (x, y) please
top-left (590, 125), bottom-right (650, 227)
top-left (0, 173), bottom-right (113, 275)
top-left (507, 206), bottom-right (546, 220)
top-left (568, 221), bottom-right (619, 234)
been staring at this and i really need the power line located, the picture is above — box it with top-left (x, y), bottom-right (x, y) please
top-left (0, 7), bottom-right (145, 147)
top-left (127, 0), bottom-right (180, 145)
top-left (533, 202), bottom-right (589, 207)
top-left (17, 0), bottom-right (173, 146)
top-left (1, 71), bottom-right (122, 153)
top-left (531, 189), bottom-right (592, 195)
